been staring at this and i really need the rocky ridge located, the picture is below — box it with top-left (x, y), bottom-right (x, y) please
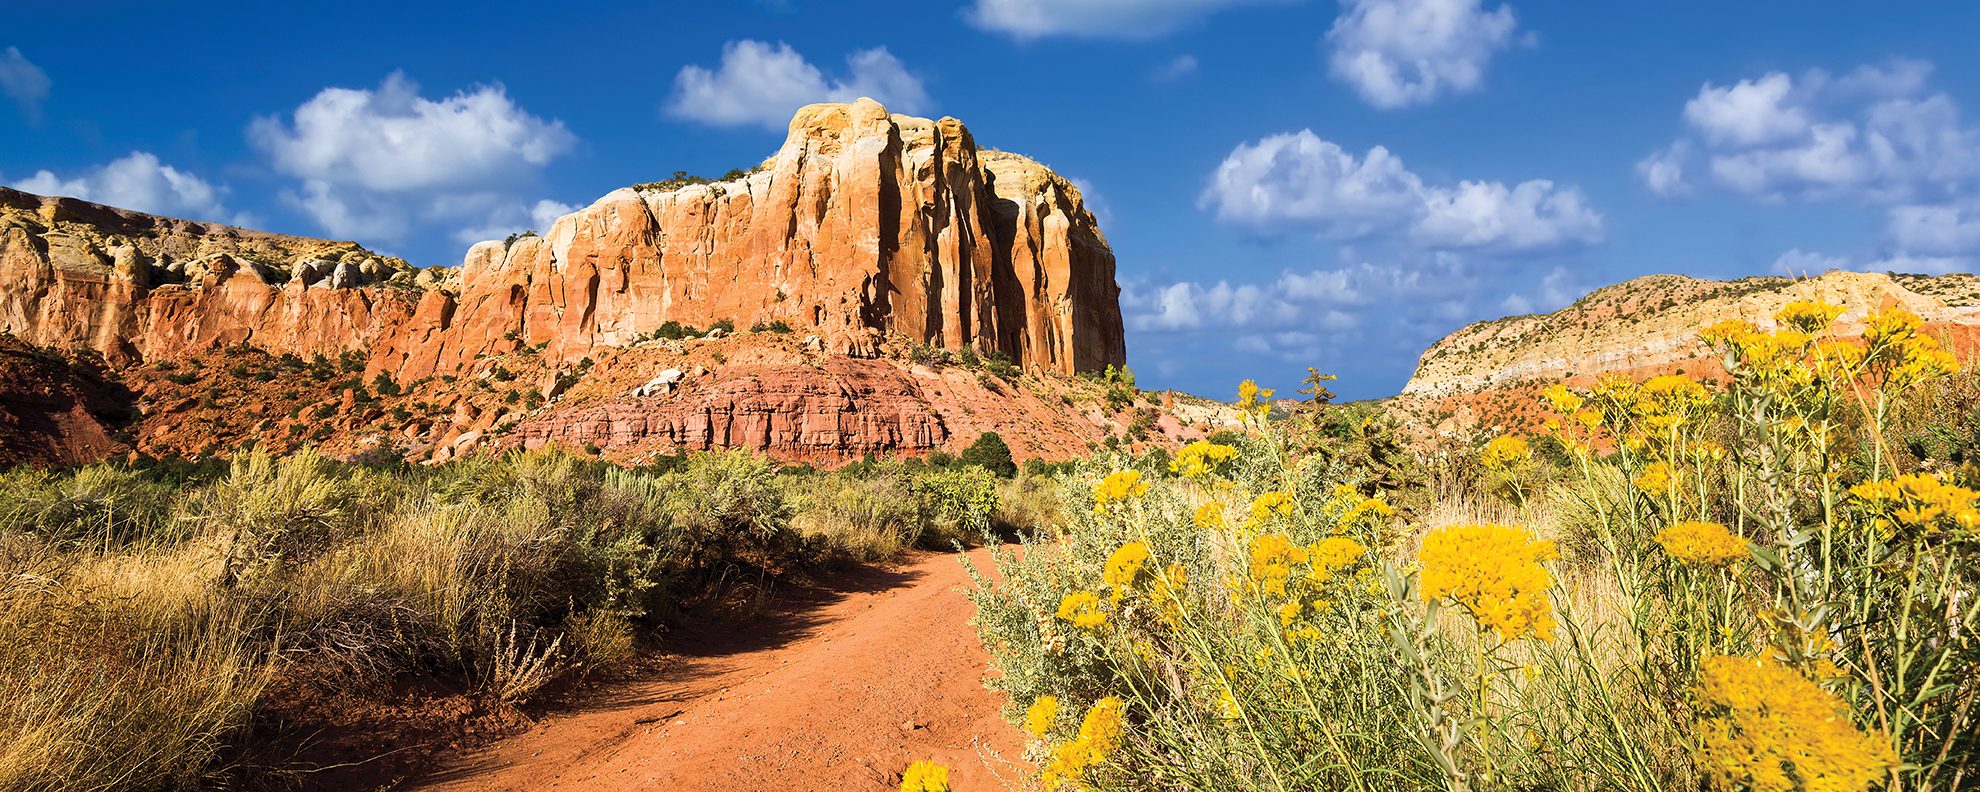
top-left (0, 100), bottom-right (1143, 465)
top-left (1395, 269), bottom-right (1980, 437)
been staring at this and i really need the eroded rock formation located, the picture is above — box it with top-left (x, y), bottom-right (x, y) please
top-left (1, 99), bottom-right (1124, 382)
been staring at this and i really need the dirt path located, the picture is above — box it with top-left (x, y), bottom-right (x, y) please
top-left (410, 548), bottom-right (1029, 791)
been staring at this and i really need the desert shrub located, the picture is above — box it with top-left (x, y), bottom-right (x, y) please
top-left (968, 303), bottom-right (1978, 791)
top-left (960, 431), bottom-right (1018, 478)
top-left (0, 464), bottom-right (181, 547)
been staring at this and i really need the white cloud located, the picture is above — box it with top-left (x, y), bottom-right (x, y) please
top-left (1636, 142), bottom-right (1691, 197)
top-left (966, 0), bottom-right (1275, 40)
top-left (0, 47), bottom-right (50, 122)
top-left (8, 151), bottom-right (230, 220)
top-left (1200, 129), bottom-right (1601, 253)
top-left (1646, 60), bottom-right (1980, 204)
top-left (1646, 59), bottom-right (1980, 268)
top-left (1683, 73), bottom-right (1808, 146)
top-left (1325, 0), bottom-right (1521, 109)
top-left (249, 72), bottom-right (575, 243)
top-left (453, 198), bottom-right (579, 245)
top-left (668, 41), bottom-right (928, 129)
top-left (1153, 54), bottom-right (1200, 81)
top-left (1888, 202), bottom-right (1980, 256)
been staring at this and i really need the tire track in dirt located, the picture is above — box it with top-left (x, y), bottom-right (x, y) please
top-left (410, 548), bottom-right (1028, 791)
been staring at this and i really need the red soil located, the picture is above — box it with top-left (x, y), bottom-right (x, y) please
top-left (409, 548), bottom-right (1029, 791)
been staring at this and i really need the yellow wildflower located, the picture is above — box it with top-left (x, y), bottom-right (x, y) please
top-left (1479, 435), bottom-right (1532, 472)
top-left (1056, 591), bottom-right (1108, 630)
top-left (1654, 521), bottom-right (1748, 567)
top-left (1193, 502), bottom-right (1227, 531)
top-left (1541, 383), bottom-right (1585, 414)
top-left (1418, 523), bottom-right (1559, 642)
top-left (1775, 299), bottom-right (1844, 333)
top-left (1042, 697), bottom-right (1127, 789)
top-left (1171, 440), bottom-right (1239, 479)
top-left (1246, 533), bottom-right (1308, 598)
top-left (900, 760), bottom-right (951, 792)
top-left (1850, 472), bottom-right (1980, 537)
top-left (1695, 655), bottom-right (1897, 792)
top-left (1640, 373), bottom-right (1711, 417)
top-left (1277, 600), bottom-right (1304, 626)
top-left (1025, 696), bottom-right (1060, 739)
top-left (1236, 379), bottom-right (1276, 422)
top-left (1308, 536), bottom-right (1368, 584)
top-left (1634, 461), bottom-right (1678, 497)
top-left (1216, 688), bottom-right (1242, 722)
top-left (1247, 491), bottom-right (1295, 525)
top-left (1093, 470), bottom-right (1149, 514)
top-left (1103, 542), bottom-right (1152, 601)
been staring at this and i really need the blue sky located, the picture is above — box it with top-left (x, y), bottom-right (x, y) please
top-left (4, 1), bottom-right (1978, 399)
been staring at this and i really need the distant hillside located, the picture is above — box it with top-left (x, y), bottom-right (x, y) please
top-left (1393, 269), bottom-right (1980, 438)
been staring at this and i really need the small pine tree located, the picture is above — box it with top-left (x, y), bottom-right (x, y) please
top-left (959, 431), bottom-right (1017, 478)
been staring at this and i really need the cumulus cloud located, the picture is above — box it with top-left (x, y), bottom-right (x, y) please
top-left (0, 47), bottom-right (50, 122)
top-left (1200, 129), bottom-right (1601, 253)
top-left (1120, 253), bottom-right (1564, 391)
top-left (668, 41), bottom-right (928, 129)
top-left (8, 151), bottom-right (230, 220)
top-left (1767, 247), bottom-right (1968, 277)
top-left (1636, 142), bottom-right (1691, 197)
top-left (1644, 59), bottom-right (1980, 270)
top-left (966, 0), bottom-right (1276, 40)
top-left (1683, 73), bottom-right (1809, 146)
top-left (1325, 0), bottom-right (1521, 109)
top-left (1645, 59), bottom-right (1980, 204)
top-left (249, 71), bottom-right (576, 244)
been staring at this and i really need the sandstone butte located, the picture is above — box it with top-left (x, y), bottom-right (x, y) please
top-left (1392, 269), bottom-right (1980, 437)
top-left (0, 99), bottom-right (1183, 466)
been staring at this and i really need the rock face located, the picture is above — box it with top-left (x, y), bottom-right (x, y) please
top-left (1392, 270), bottom-right (1980, 440)
top-left (0, 100), bottom-right (1134, 464)
top-left (1403, 270), bottom-right (1980, 398)
top-left (0, 99), bottom-right (1125, 382)
top-left (414, 98), bottom-right (1123, 379)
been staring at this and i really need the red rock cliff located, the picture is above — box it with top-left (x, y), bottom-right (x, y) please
top-left (1, 99), bottom-right (1125, 380)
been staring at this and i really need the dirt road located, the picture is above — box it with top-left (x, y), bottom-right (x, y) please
top-left (411, 548), bottom-right (1029, 791)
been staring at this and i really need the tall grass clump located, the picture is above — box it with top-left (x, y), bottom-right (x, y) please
top-left (1, 445), bottom-right (964, 789)
top-left (969, 303), bottom-right (1978, 791)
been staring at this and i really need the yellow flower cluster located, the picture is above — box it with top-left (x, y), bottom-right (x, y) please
top-left (1236, 379), bottom-right (1275, 422)
top-left (1639, 373), bottom-right (1711, 423)
top-left (1653, 521), bottom-right (1748, 567)
top-left (1634, 460), bottom-right (1679, 498)
top-left (1418, 523), bottom-right (1559, 642)
top-left (1701, 320), bottom-right (1820, 390)
top-left (1695, 654), bottom-right (1897, 792)
top-left (900, 760), bottom-right (951, 792)
top-left (1323, 484), bottom-right (1394, 530)
top-left (1042, 697), bottom-right (1127, 789)
top-left (1093, 470), bottom-right (1149, 514)
top-left (1862, 307), bottom-right (1958, 390)
top-left (1171, 440), bottom-right (1239, 479)
top-left (1246, 491), bottom-right (1295, 528)
top-left (1103, 542), bottom-right (1152, 601)
top-left (1478, 436), bottom-right (1532, 473)
top-left (1775, 299), bottom-right (1844, 333)
top-left (1025, 695), bottom-right (1060, 739)
top-left (1193, 502), bottom-right (1227, 531)
top-left (1246, 533), bottom-right (1306, 599)
top-left (1308, 536), bottom-right (1368, 583)
top-left (1057, 591), bottom-right (1107, 630)
top-left (1848, 473), bottom-right (1980, 536)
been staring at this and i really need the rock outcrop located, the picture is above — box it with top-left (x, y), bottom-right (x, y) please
top-left (1, 99), bottom-right (1124, 382)
top-left (0, 100), bottom-right (1135, 464)
top-left (1392, 270), bottom-right (1980, 439)
top-left (1403, 270), bottom-right (1980, 398)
